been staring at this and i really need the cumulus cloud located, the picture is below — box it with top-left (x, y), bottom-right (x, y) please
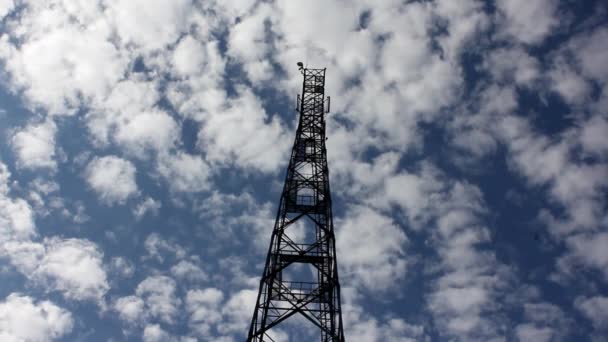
top-left (156, 152), bottom-right (211, 193)
top-left (142, 323), bottom-right (173, 342)
top-left (135, 275), bottom-right (181, 324)
top-left (0, 293), bottom-right (73, 342)
top-left (0, 0), bottom-right (14, 19)
top-left (85, 155), bottom-right (138, 205)
top-left (34, 238), bottom-right (109, 302)
top-left (114, 295), bottom-right (145, 324)
top-left (105, 0), bottom-right (192, 52)
top-left (143, 233), bottom-right (187, 263)
top-left (185, 288), bottom-right (224, 337)
top-left (575, 296), bottom-right (608, 331)
top-left (133, 197), bottom-right (161, 220)
top-left (342, 288), bottom-right (427, 342)
top-left (11, 119), bottom-right (57, 171)
top-left (109, 256), bottom-right (135, 278)
top-left (0, 1), bottom-right (128, 114)
top-left (569, 27), bottom-right (608, 83)
top-left (196, 86), bottom-right (290, 172)
top-left (336, 206), bottom-right (408, 291)
top-left (171, 260), bottom-right (207, 283)
top-left (496, 0), bottom-right (559, 44)
top-left (0, 161), bottom-right (109, 304)
top-left (514, 302), bottom-right (570, 342)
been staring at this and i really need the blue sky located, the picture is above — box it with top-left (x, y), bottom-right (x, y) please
top-left (0, 0), bottom-right (607, 341)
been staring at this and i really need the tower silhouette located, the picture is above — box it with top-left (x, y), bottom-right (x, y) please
top-left (247, 66), bottom-right (345, 341)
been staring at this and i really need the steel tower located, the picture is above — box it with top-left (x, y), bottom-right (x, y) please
top-left (247, 65), bottom-right (345, 341)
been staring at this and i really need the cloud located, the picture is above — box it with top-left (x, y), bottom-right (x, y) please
top-left (11, 119), bottom-right (57, 171)
top-left (85, 156), bottom-right (138, 205)
top-left (105, 0), bottom-right (192, 52)
top-left (135, 275), bottom-right (181, 324)
top-left (34, 238), bottom-right (109, 302)
top-left (227, 3), bottom-right (275, 83)
top-left (496, 0), bottom-right (559, 44)
top-left (109, 256), bottom-right (135, 278)
top-left (142, 324), bottom-right (173, 342)
top-left (185, 288), bottom-right (224, 337)
top-left (0, 0), bottom-right (14, 19)
top-left (580, 115), bottom-right (608, 156)
top-left (336, 205), bottom-right (408, 291)
top-left (548, 58), bottom-right (591, 105)
top-left (514, 302), bottom-right (570, 342)
top-left (170, 260), bottom-right (207, 283)
top-left (133, 197), bottom-right (162, 220)
top-left (484, 47), bottom-right (540, 87)
top-left (569, 27), bottom-right (608, 83)
top-left (114, 295), bottom-right (145, 325)
top-left (217, 289), bottom-right (257, 335)
top-left (0, 165), bottom-right (36, 240)
top-left (172, 36), bottom-right (206, 77)
top-left (0, 161), bottom-right (109, 304)
top-left (0, 293), bottom-right (73, 342)
top-left (575, 296), bottom-right (608, 331)
top-left (195, 86), bottom-right (290, 172)
top-left (342, 288), bottom-right (427, 342)
top-left (0, 1), bottom-right (128, 114)
top-left (143, 233), bottom-right (187, 263)
top-left (564, 233), bottom-right (608, 279)
top-left (156, 152), bottom-right (211, 193)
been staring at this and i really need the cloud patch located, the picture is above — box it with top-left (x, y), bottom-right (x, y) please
top-left (85, 155), bottom-right (138, 205)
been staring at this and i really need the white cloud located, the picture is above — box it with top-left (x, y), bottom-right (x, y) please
top-left (105, 0), bottom-right (191, 52)
top-left (580, 115), bottom-right (608, 156)
top-left (0, 0), bottom-right (14, 19)
top-left (0, 1), bottom-right (127, 114)
top-left (515, 324), bottom-right (553, 342)
top-left (227, 3), bottom-right (275, 83)
top-left (87, 79), bottom-right (160, 146)
top-left (498, 115), bottom-right (608, 235)
top-left (196, 86), bottom-right (290, 172)
top-left (110, 256), bottom-right (135, 278)
top-left (514, 302), bottom-right (569, 341)
top-left (336, 206), bottom-right (408, 291)
top-left (0, 294), bottom-right (73, 342)
top-left (575, 296), bottom-right (608, 330)
top-left (0, 187), bottom-right (36, 241)
top-left (186, 288), bottom-right (224, 337)
top-left (171, 260), bottom-right (207, 282)
top-left (86, 79), bottom-right (179, 158)
top-left (85, 156), bottom-right (138, 205)
top-left (135, 275), bottom-right (181, 324)
top-left (156, 152), bottom-right (211, 193)
top-left (34, 237), bottom-right (109, 302)
top-left (142, 324), bottom-right (173, 342)
top-left (485, 47), bottom-right (540, 86)
top-left (218, 289), bottom-right (257, 335)
top-left (172, 36), bottom-right (206, 77)
top-left (11, 120), bottom-right (57, 171)
top-left (569, 27), bottom-right (608, 83)
top-left (548, 59), bottom-right (591, 105)
top-left (496, 0), bottom-right (559, 44)
top-left (114, 295), bottom-right (145, 324)
top-left (114, 110), bottom-right (179, 158)
top-left (133, 197), bottom-right (161, 220)
top-left (143, 233), bottom-right (187, 263)
top-left (564, 233), bottom-right (608, 279)
top-left (434, 0), bottom-right (490, 58)
top-left (342, 288), bottom-right (427, 342)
